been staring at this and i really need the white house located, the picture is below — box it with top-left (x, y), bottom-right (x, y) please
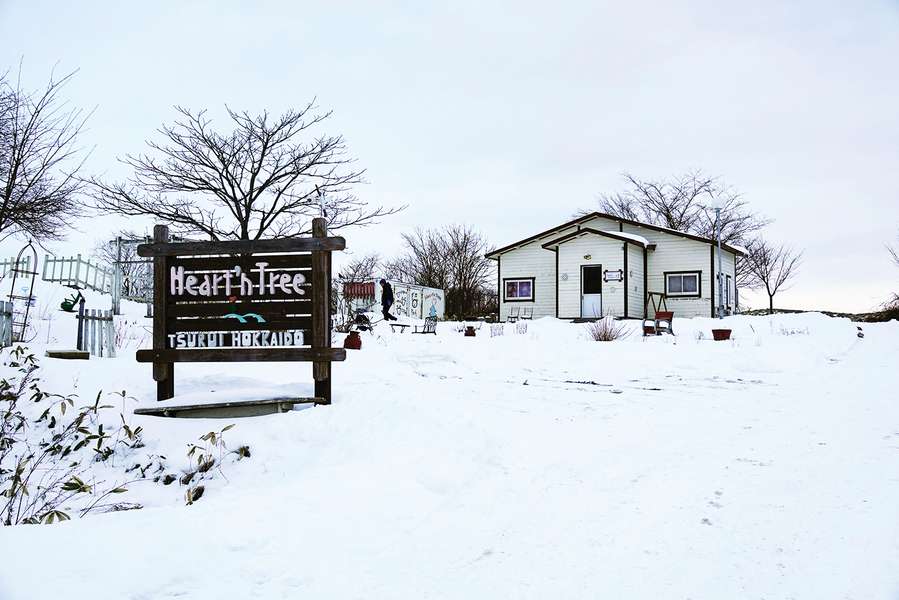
top-left (487, 212), bottom-right (745, 321)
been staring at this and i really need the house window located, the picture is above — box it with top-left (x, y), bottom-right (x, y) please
top-left (503, 278), bottom-right (535, 302)
top-left (665, 271), bottom-right (701, 298)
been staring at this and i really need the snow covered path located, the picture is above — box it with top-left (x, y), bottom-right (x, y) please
top-left (1, 315), bottom-right (897, 599)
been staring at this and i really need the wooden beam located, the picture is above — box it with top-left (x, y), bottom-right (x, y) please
top-left (134, 397), bottom-right (324, 418)
top-left (138, 237), bottom-right (345, 257)
top-left (136, 347), bottom-right (346, 363)
top-left (152, 224), bottom-right (174, 401)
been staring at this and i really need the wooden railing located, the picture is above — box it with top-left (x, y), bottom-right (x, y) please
top-left (42, 254), bottom-right (114, 293)
top-left (0, 256), bottom-right (32, 279)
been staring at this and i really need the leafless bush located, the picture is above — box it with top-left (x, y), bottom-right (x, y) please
top-left (585, 317), bottom-right (628, 341)
top-left (114, 317), bottom-right (148, 350)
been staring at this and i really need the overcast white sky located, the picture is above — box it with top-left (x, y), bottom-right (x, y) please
top-left (1, 0), bottom-right (897, 312)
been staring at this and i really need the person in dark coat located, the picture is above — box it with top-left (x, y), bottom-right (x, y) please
top-left (380, 279), bottom-right (398, 321)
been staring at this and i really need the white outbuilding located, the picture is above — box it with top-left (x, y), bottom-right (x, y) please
top-left (339, 280), bottom-right (445, 320)
top-left (486, 212), bottom-right (745, 320)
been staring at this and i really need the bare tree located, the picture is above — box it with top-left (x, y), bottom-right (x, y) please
top-left (92, 230), bottom-right (152, 299)
top-left (387, 225), bottom-right (495, 318)
top-left (741, 237), bottom-right (802, 314)
top-left (385, 228), bottom-right (450, 291)
top-left (589, 171), bottom-right (770, 289)
top-left (337, 253), bottom-right (380, 282)
top-left (0, 67), bottom-right (90, 242)
top-left (89, 103), bottom-right (399, 240)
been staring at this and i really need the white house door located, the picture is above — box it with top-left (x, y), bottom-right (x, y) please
top-left (581, 265), bottom-right (603, 318)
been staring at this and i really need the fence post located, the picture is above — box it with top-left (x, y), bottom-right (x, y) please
top-left (106, 311), bottom-right (116, 358)
top-left (112, 236), bottom-right (122, 315)
top-left (76, 297), bottom-right (85, 351)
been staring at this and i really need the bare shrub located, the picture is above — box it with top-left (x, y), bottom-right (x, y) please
top-left (585, 317), bottom-right (628, 341)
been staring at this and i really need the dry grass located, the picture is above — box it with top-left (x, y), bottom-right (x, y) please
top-left (585, 317), bottom-right (629, 341)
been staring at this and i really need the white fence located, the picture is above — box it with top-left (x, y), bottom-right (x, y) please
top-left (0, 301), bottom-right (13, 347)
top-left (77, 309), bottom-right (116, 358)
top-left (0, 256), bottom-right (33, 279)
top-left (43, 254), bottom-right (114, 293)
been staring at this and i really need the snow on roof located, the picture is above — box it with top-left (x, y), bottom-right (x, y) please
top-left (729, 243), bottom-right (749, 255)
top-left (603, 230), bottom-right (649, 247)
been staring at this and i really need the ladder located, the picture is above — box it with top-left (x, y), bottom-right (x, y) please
top-left (6, 242), bottom-right (38, 343)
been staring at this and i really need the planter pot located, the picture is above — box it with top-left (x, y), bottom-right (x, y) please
top-left (711, 328), bottom-right (732, 341)
top-left (464, 326), bottom-right (477, 337)
top-left (344, 330), bottom-right (362, 350)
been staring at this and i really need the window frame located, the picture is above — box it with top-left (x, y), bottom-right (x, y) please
top-left (663, 270), bottom-right (702, 299)
top-left (503, 277), bottom-right (536, 302)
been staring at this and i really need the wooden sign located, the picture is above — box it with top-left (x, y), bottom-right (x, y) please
top-left (136, 217), bottom-right (346, 404)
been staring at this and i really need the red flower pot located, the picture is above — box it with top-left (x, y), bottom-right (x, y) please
top-left (464, 326), bottom-right (477, 337)
top-left (711, 328), bottom-right (732, 341)
top-left (344, 330), bottom-right (362, 350)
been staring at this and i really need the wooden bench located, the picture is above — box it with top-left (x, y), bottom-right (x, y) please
top-left (643, 311), bottom-right (674, 336)
top-left (413, 316), bottom-right (437, 334)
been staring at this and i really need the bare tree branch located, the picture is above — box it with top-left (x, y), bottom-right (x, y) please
top-left (88, 103), bottom-right (402, 240)
top-left (0, 65), bottom-right (91, 242)
top-left (589, 171), bottom-right (770, 244)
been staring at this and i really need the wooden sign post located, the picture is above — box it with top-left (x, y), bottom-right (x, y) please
top-left (136, 217), bottom-right (346, 405)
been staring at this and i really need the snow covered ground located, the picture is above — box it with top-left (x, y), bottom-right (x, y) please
top-left (0, 293), bottom-right (897, 599)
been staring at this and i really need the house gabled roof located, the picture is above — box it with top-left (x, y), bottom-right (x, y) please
top-left (541, 227), bottom-right (650, 250)
top-left (486, 211), bottom-right (746, 258)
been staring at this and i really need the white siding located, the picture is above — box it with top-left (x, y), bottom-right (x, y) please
top-left (626, 244), bottom-right (644, 318)
top-left (495, 217), bottom-right (620, 321)
top-left (498, 234), bottom-right (567, 320)
top-left (557, 235), bottom-right (625, 318)
top-left (622, 224), bottom-right (714, 318)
